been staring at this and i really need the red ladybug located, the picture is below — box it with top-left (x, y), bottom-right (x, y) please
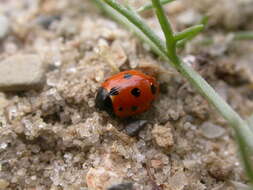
top-left (95, 70), bottom-right (159, 118)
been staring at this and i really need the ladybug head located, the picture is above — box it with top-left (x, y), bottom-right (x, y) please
top-left (95, 87), bottom-right (114, 115)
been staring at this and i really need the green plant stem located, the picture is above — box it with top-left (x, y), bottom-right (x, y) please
top-left (177, 61), bottom-right (253, 149)
top-left (151, 0), bottom-right (176, 59)
top-left (137, 0), bottom-right (175, 12)
top-left (236, 131), bottom-right (253, 182)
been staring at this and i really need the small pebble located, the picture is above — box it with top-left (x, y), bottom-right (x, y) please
top-left (124, 120), bottom-right (148, 137)
top-left (200, 122), bottom-right (225, 139)
top-left (169, 172), bottom-right (188, 190)
top-left (111, 41), bottom-right (127, 68)
top-left (152, 123), bottom-right (174, 149)
top-left (35, 15), bottom-right (61, 29)
top-left (208, 159), bottom-right (232, 180)
top-left (150, 159), bottom-right (163, 169)
top-left (86, 167), bottom-right (123, 190)
top-left (0, 54), bottom-right (45, 91)
top-left (0, 15), bottom-right (9, 39)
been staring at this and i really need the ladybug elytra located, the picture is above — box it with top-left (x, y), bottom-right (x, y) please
top-left (95, 70), bottom-right (159, 118)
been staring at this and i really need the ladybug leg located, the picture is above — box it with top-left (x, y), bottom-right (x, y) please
top-left (123, 119), bottom-right (149, 137)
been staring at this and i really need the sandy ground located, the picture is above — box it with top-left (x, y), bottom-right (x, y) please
top-left (0, 0), bottom-right (253, 189)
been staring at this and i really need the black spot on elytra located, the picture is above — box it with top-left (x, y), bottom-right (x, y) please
top-left (131, 106), bottom-right (138, 111)
top-left (118, 107), bottom-right (123, 111)
top-left (151, 84), bottom-right (157, 95)
top-left (131, 88), bottom-right (141, 97)
top-left (124, 73), bottom-right (132, 79)
top-left (109, 87), bottom-right (119, 96)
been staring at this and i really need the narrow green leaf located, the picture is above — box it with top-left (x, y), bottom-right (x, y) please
top-left (233, 31), bottom-right (253, 40)
top-left (137, 0), bottom-right (175, 13)
top-left (151, 0), bottom-right (176, 60)
top-left (175, 16), bottom-right (207, 48)
top-left (174, 24), bottom-right (204, 41)
top-left (200, 15), bottom-right (209, 26)
top-left (176, 32), bottom-right (199, 48)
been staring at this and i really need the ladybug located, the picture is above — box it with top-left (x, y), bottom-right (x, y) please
top-left (95, 70), bottom-right (159, 118)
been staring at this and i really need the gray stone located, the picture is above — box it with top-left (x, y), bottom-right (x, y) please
top-left (0, 54), bottom-right (46, 91)
top-left (200, 122), bottom-right (225, 139)
top-left (0, 15), bottom-right (10, 39)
